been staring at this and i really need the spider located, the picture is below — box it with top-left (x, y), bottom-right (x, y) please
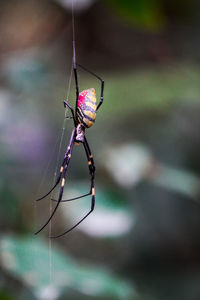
top-left (35, 57), bottom-right (104, 238)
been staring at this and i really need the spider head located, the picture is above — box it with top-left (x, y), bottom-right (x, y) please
top-left (75, 124), bottom-right (85, 143)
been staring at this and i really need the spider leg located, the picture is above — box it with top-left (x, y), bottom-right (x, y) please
top-left (35, 128), bottom-right (76, 235)
top-left (36, 157), bottom-right (67, 202)
top-left (63, 100), bottom-right (76, 126)
top-left (51, 192), bottom-right (91, 202)
top-left (51, 136), bottom-right (95, 203)
top-left (84, 136), bottom-right (95, 174)
top-left (72, 41), bottom-right (79, 121)
top-left (77, 64), bottom-right (104, 111)
top-left (50, 201), bottom-right (95, 238)
top-left (49, 137), bottom-right (95, 238)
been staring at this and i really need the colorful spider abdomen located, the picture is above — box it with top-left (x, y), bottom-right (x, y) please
top-left (77, 88), bottom-right (97, 128)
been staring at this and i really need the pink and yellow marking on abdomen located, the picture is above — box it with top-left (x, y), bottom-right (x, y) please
top-left (77, 88), bottom-right (97, 128)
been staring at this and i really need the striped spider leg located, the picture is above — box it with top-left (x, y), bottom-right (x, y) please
top-left (50, 136), bottom-right (96, 238)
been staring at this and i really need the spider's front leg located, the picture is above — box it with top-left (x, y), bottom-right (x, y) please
top-left (63, 100), bottom-right (76, 126)
top-left (76, 64), bottom-right (104, 111)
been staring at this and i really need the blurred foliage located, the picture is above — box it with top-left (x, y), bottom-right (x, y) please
top-left (106, 0), bottom-right (196, 30)
top-left (0, 290), bottom-right (16, 300)
top-left (0, 185), bottom-right (20, 229)
top-left (107, 0), bottom-right (165, 30)
top-left (102, 64), bottom-right (200, 118)
top-left (104, 142), bottom-right (200, 201)
top-left (59, 183), bottom-right (133, 237)
top-left (0, 236), bottom-right (135, 300)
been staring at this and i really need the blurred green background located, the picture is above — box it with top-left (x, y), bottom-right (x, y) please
top-left (1, 0), bottom-right (200, 299)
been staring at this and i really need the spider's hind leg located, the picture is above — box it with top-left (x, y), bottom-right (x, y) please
top-left (51, 137), bottom-right (95, 203)
top-left (49, 137), bottom-right (96, 238)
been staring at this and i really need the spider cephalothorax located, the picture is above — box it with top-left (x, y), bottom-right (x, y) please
top-left (35, 62), bottom-right (104, 238)
top-left (75, 123), bottom-right (85, 142)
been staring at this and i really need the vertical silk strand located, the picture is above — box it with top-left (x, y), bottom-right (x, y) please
top-left (49, 0), bottom-right (75, 297)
